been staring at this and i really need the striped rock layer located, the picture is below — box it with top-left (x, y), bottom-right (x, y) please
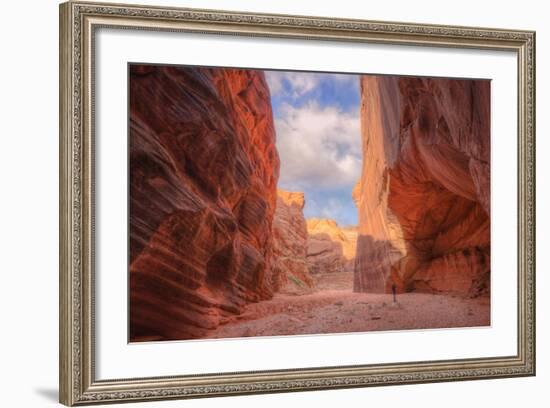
top-left (129, 65), bottom-right (280, 341)
top-left (353, 75), bottom-right (490, 296)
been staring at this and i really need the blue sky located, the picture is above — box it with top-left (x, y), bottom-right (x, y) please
top-left (265, 71), bottom-right (361, 226)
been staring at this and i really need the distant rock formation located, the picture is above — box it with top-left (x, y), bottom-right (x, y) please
top-left (271, 191), bottom-right (315, 294)
top-left (354, 75), bottom-right (490, 296)
top-left (129, 65), bottom-right (280, 341)
top-left (306, 218), bottom-right (358, 274)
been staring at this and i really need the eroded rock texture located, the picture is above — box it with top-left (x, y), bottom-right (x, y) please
top-left (354, 76), bottom-right (490, 296)
top-left (271, 190), bottom-right (315, 295)
top-left (129, 65), bottom-right (280, 341)
top-left (307, 219), bottom-right (358, 274)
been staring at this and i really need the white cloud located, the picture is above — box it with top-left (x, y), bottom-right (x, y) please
top-left (274, 101), bottom-right (361, 190)
top-left (265, 72), bottom-right (284, 96)
top-left (265, 72), bottom-right (318, 98)
top-left (265, 71), bottom-right (356, 99)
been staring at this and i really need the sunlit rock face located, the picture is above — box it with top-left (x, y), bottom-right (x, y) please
top-left (307, 218), bottom-right (358, 274)
top-left (271, 190), bottom-right (315, 294)
top-left (354, 75), bottom-right (490, 296)
top-left (129, 65), bottom-right (280, 341)
top-left (340, 226), bottom-right (359, 271)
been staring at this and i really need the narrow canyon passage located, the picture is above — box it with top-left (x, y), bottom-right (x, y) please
top-left (205, 73), bottom-right (493, 340)
top-left (129, 66), bottom-right (491, 342)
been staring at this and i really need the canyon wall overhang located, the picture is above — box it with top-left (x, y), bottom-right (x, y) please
top-left (354, 75), bottom-right (490, 296)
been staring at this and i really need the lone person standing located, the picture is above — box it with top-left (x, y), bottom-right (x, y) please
top-left (391, 283), bottom-right (397, 303)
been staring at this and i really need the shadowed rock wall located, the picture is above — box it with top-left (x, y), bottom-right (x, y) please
top-left (129, 65), bottom-right (280, 341)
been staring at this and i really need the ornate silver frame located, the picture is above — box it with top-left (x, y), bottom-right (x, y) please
top-left (59, 1), bottom-right (536, 405)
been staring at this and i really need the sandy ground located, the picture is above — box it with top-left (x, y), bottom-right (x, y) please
top-left (207, 272), bottom-right (490, 339)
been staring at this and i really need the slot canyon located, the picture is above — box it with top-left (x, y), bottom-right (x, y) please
top-left (129, 65), bottom-right (490, 342)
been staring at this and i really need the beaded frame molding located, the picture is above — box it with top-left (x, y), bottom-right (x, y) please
top-left (59, 1), bottom-right (535, 405)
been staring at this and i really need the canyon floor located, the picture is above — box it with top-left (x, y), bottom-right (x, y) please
top-left (206, 272), bottom-right (490, 339)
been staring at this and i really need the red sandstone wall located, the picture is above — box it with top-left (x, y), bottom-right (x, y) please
top-left (271, 190), bottom-right (315, 294)
top-left (354, 75), bottom-right (490, 296)
top-left (129, 65), bottom-right (280, 341)
top-left (306, 219), bottom-right (357, 274)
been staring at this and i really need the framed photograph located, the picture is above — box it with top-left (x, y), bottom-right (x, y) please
top-left (59, 1), bottom-right (536, 405)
